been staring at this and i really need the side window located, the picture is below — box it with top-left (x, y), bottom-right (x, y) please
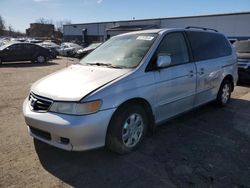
top-left (187, 31), bottom-right (232, 61)
top-left (25, 44), bottom-right (33, 50)
top-left (8, 44), bottom-right (16, 51)
top-left (157, 32), bottom-right (189, 65)
top-left (8, 44), bottom-right (22, 51)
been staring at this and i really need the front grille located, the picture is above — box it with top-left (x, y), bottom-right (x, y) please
top-left (29, 126), bottom-right (51, 140)
top-left (29, 93), bottom-right (53, 112)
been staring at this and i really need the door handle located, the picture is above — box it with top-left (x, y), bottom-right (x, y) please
top-left (199, 68), bottom-right (204, 75)
top-left (188, 70), bottom-right (194, 77)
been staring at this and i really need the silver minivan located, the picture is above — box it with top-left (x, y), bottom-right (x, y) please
top-left (23, 27), bottom-right (238, 154)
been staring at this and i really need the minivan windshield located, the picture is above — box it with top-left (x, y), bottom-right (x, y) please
top-left (80, 33), bottom-right (158, 68)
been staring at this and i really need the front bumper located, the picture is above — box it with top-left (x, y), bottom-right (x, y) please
top-left (23, 98), bottom-right (116, 151)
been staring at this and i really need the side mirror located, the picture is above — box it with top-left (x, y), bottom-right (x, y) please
top-left (156, 53), bottom-right (171, 68)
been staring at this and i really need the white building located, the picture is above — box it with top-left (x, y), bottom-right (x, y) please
top-left (63, 12), bottom-right (250, 44)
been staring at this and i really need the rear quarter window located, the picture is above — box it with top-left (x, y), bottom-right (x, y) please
top-left (186, 31), bottom-right (232, 61)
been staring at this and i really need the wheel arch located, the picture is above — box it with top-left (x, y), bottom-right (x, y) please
top-left (106, 97), bottom-right (155, 136)
top-left (223, 74), bottom-right (234, 91)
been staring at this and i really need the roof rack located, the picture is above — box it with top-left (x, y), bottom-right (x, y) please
top-left (185, 26), bottom-right (218, 32)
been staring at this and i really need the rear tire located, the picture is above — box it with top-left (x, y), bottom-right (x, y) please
top-left (36, 55), bottom-right (46, 63)
top-left (216, 79), bottom-right (232, 107)
top-left (106, 104), bottom-right (148, 154)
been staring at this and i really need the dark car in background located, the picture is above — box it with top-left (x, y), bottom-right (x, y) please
top-left (75, 42), bottom-right (102, 59)
top-left (0, 42), bottom-right (51, 64)
top-left (234, 40), bottom-right (250, 82)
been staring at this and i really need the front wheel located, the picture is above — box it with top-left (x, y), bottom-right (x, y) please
top-left (216, 80), bottom-right (232, 107)
top-left (106, 104), bottom-right (148, 154)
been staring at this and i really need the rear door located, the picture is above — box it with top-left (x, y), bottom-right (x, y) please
top-left (23, 44), bottom-right (36, 60)
top-left (152, 32), bottom-right (197, 123)
top-left (186, 31), bottom-right (232, 106)
top-left (16, 43), bottom-right (33, 61)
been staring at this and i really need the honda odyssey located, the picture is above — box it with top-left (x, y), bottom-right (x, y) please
top-left (23, 27), bottom-right (238, 154)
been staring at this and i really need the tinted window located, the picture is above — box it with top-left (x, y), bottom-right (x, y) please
top-left (8, 44), bottom-right (23, 51)
top-left (157, 32), bottom-right (189, 65)
top-left (187, 31), bottom-right (232, 61)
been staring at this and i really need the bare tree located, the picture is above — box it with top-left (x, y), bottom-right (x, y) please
top-left (55, 20), bottom-right (71, 33)
top-left (0, 15), bottom-right (6, 35)
top-left (36, 18), bottom-right (54, 25)
top-left (8, 25), bottom-right (13, 36)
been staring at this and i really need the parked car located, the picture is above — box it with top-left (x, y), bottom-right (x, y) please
top-left (38, 42), bottom-right (60, 59)
top-left (23, 27), bottom-right (237, 154)
top-left (234, 40), bottom-right (250, 82)
top-left (27, 39), bottom-right (43, 44)
top-left (75, 42), bottom-right (102, 59)
top-left (58, 42), bottom-right (83, 57)
top-left (0, 42), bottom-right (50, 64)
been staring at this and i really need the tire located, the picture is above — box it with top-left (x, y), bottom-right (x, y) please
top-left (0, 57), bottom-right (2, 65)
top-left (106, 104), bottom-right (148, 154)
top-left (36, 55), bottom-right (46, 63)
top-left (215, 79), bottom-right (232, 107)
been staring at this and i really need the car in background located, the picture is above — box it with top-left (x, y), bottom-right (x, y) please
top-left (27, 39), bottom-right (43, 44)
top-left (0, 42), bottom-right (50, 64)
top-left (234, 40), bottom-right (250, 82)
top-left (75, 43), bottom-right (102, 59)
top-left (38, 42), bottom-right (60, 59)
top-left (58, 42), bottom-right (83, 57)
top-left (0, 40), bottom-right (6, 47)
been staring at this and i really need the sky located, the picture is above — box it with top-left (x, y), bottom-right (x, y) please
top-left (0, 0), bottom-right (250, 32)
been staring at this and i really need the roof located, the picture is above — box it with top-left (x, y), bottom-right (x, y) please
top-left (106, 25), bottom-right (157, 31)
top-left (64, 12), bottom-right (250, 27)
top-left (116, 29), bottom-right (166, 36)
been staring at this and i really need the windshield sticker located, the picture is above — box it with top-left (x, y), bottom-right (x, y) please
top-left (136, 36), bottom-right (154, 41)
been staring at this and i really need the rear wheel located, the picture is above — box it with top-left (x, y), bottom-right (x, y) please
top-left (106, 104), bottom-right (148, 154)
top-left (36, 55), bottom-right (46, 63)
top-left (216, 80), bottom-right (232, 107)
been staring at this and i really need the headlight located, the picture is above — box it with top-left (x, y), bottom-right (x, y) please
top-left (49, 100), bottom-right (102, 115)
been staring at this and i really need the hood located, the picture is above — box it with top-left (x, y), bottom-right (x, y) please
top-left (31, 64), bottom-right (130, 101)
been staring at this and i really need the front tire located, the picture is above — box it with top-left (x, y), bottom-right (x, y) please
top-left (216, 80), bottom-right (232, 107)
top-left (106, 104), bottom-right (148, 154)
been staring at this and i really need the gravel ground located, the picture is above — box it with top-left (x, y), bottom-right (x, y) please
top-left (0, 57), bottom-right (250, 188)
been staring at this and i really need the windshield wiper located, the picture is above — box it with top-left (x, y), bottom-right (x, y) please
top-left (86, 62), bottom-right (127, 69)
top-left (87, 62), bottom-right (112, 67)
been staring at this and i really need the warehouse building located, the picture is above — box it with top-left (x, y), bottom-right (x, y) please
top-left (63, 12), bottom-right (250, 45)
